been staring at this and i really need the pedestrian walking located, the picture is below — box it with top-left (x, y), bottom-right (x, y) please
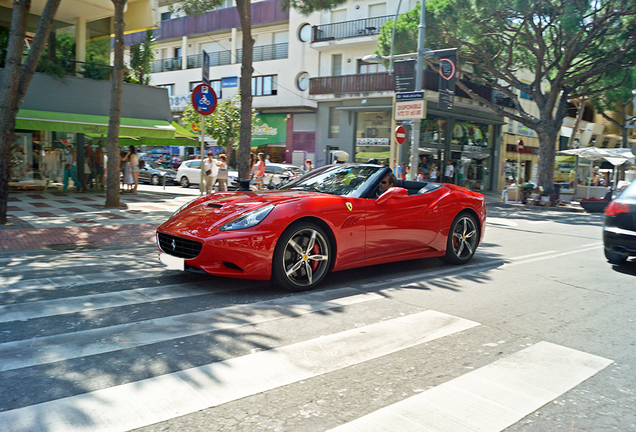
top-left (63, 144), bottom-right (83, 192)
top-left (203, 151), bottom-right (218, 194)
top-left (444, 160), bottom-right (454, 184)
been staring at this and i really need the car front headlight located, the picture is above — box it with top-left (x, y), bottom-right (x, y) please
top-left (219, 204), bottom-right (274, 231)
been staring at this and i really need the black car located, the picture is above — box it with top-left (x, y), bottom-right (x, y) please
top-left (603, 181), bottom-right (636, 265)
top-left (139, 161), bottom-right (179, 186)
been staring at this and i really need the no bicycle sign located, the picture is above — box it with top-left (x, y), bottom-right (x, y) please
top-left (191, 84), bottom-right (217, 116)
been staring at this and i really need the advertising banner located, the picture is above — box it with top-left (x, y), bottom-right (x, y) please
top-left (252, 114), bottom-right (287, 146)
top-left (437, 49), bottom-right (457, 110)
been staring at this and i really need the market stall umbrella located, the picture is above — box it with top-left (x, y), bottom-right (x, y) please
top-left (558, 147), bottom-right (633, 197)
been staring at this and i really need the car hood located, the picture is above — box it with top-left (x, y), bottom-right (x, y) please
top-left (158, 190), bottom-right (318, 236)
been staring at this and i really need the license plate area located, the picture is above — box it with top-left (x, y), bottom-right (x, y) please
top-left (159, 253), bottom-right (185, 271)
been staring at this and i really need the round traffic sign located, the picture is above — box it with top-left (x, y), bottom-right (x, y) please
top-left (191, 84), bottom-right (217, 116)
top-left (395, 125), bottom-right (407, 145)
top-left (517, 139), bottom-right (524, 153)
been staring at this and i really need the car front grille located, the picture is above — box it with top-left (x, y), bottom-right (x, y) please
top-left (157, 232), bottom-right (202, 259)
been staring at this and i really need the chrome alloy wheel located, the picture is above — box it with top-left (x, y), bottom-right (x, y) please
top-left (279, 226), bottom-right (330, 289)
top-left (451, 215), bottom-right (478, 261)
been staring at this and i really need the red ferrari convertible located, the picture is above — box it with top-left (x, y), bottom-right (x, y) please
top-left (157, 163), bottom-right (486, 291)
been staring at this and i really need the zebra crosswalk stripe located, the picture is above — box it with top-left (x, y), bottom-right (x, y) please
top-left (328, 341), bottom-right (613, 432)
top-left (0, 310), bottom-right (479, 432)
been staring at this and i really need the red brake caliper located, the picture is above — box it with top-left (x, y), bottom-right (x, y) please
top-left (310, 243), bottom-right (320, 271)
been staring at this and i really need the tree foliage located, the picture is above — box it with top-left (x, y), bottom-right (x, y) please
top-left (377, 0), bottom-right (636, 194)
top-left (182, 93), bottom-right (256, 165)
top-left (128, 30), bottom-right (156, 85)
top-left (0, 0), bottom-right (62, 224)
top-left (170, 0), bottom-right (347, 181)
top-left (590, 68), bottom-right (636, 148)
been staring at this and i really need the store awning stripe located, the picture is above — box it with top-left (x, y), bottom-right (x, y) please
top-left (16, 109), bottom-right (175, 139)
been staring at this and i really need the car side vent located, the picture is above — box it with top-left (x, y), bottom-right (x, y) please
top-left (157, 233), bottom-right (202, 259)
top-left (208, 203), bottom-right (223, 208)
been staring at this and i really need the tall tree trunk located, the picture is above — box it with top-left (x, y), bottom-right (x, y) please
top-left (536, 126), bottom-right (559, 198)
top-left (567, 97), bottom-right (586, 150)
top-left (0, 0), bottom-right (62, 225)
top-left (105, 0), bottom-right (127, 208)
top-left (236, 0), bottom-right (253, 182)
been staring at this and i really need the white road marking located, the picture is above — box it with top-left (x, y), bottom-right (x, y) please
top-left (0, 310), bottom-right (479, 432)
top-left (328, 341), bottom-right (612, 432)
top-left (506, 245), bottom-right (602, 267)
top-left (508, 251), bottom-right (557, 261)
top-left (0, 288), bottom-right (382, 372)
top-left (361, 262), bottom-right (503, 288)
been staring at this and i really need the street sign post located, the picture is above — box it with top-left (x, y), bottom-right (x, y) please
top-left (395, 91), bottom-right (426, 120)
top-left (191, 83), bottom-right (217, 195)
top-left (395, 125), bottom-right (407, 145)
top-left (202, 51), bottom-right (210, 86)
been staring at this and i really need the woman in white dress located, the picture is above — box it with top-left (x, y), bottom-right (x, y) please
top-left (121, 150), bottom-right (134, 192)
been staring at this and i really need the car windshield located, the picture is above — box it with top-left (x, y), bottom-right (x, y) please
top-left (279, 164), bottom-right (385, 197)
top-left (148, 161), bottom-right (171, 170)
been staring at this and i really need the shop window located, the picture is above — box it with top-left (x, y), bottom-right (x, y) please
top-left (328, 107), bottom-right (340, 138)
top-left (252, 75), bottom-right (277, 96)
top-left (355, 111), bottom-right (391, 163)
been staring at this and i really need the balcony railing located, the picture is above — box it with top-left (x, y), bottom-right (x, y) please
top-left (310, 72), bottom-right (394, 94)
top-left (152, 43), bottom-right (288, 73)
top-left (237, 42), bottom-right (289, 62)
top-left (312, 15), bottom-right (393, 42)
top-left (309, 70), bottom-right (516, 109)
top-left (151, 57), bottom-right (182, 73)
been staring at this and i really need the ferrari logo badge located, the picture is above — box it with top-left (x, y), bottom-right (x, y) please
top-left (346, 202), bottom-right (353, 212)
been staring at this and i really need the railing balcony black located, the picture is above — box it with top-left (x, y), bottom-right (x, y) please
top-left (237, 42), bottom-right (289, 62)
top-left (312, 15), bottom-right (393, 42)
top-left (151, 57), bottom-right (183, 73)
top-left (309, 69), bottom-right (516, 109)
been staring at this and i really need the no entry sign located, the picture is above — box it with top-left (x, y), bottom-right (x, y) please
top-left (395, 125), bottom-right (407, 145)
top-left (191, 84), bottom-right (217, 116)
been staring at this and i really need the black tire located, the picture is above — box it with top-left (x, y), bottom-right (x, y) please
top-left (180, 176), bottom-right (190, 188)
top-left (151, 174), bottom-right (160, 186)
top-left (272, 222), bottom-right (331, 291)
top-left (605, 248), bottom-right (627, 265)
top-left (442, 212), bottom-right (479, 265)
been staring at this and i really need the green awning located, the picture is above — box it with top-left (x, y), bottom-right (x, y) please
top-left (172, 121), bottom-right (198, 138)
top-left (16, 109), bottom-right (175, 139)
top-left (118, 137), bottom-right (197, 146)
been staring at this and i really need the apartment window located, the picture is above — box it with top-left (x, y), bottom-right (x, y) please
top-left (252, 75), bottom-right (277, 96)
top-left (157, 84), bottom-right (174, 97)
top-left (520, 90), bottom-right (531, 100)
top-left (369, 3), bottom-right (386, 17)
top-left (160, 12), bottom-right (171, 21)
top-left (332, 54), bottom-right (342, 76)
top-left (358, 60), bottom-right (386, 74)
top-left (174, 47), bottom-right (182, 59)
top-left (329, 107), bottom-right (340, 138)
top-left (331, 9), bottom-right (346, 23)
top-left (190, 80), bottom-right (222, 99)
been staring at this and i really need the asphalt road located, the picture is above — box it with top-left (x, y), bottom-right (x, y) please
top-left (0, 206), bottom-right (634, 432)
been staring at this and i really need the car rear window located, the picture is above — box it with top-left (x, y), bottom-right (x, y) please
top-left (620, 182), bottom-right (636, 199)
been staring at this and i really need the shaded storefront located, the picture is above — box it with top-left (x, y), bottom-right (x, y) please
top-left (7, 72), bottom-right (174, 190)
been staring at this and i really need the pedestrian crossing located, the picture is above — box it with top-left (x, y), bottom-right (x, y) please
top-left (0, 248), bottom-right (613, 432)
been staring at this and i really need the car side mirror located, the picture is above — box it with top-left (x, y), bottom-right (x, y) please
top-left (376, 187), bottom-right (408, 204)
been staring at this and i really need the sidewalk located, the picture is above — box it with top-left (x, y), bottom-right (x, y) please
top-left (0, 185), bottom-right (198, 253)
top-left (0, 186), bottom-right (585, 254)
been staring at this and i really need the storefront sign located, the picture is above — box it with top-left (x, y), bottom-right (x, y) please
top-left (356, 138), bottom-right (390, 146)
top-left (436, 48), bottom-right (457, 110)
top-left (506, 144), bottom-right (539, 154)
top-left (222, 76), bottom-right (238, 88)
top-left (395, 100), bottom-right (426, 120)
top-left (252, 114), bottom-right (287, 145)
top-left (394, 60), bottom-right (416, 92)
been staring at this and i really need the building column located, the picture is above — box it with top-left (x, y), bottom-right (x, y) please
top-left (181, 36), bottom-right (188, 70)
top-left (231, 28), bottom-right (238, 63)
top-left (75, 17), bottom-right (87, 76)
